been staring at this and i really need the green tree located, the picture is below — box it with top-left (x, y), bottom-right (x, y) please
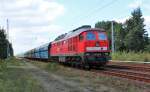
top-left (0, 28), bottom-right (7, 59)
top-left (124, 8), bottom-right (148, 52)
top-left (0, 28), bottom-right (14, 59)
top-left (95, 21), bottom-right (126, 51)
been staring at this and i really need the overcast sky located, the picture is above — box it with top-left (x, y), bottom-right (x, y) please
top-left (0, 0), bottom-right (150, 55)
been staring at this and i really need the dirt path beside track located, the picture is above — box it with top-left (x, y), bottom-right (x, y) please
top-left (18, 61), bottom-right (115, 92)
top-left (23, 62), bottom-right (83, 92)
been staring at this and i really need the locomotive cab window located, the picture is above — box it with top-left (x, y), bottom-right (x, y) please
top-left (86, 32), bottom-right (96, 40)
top-left (98, 33), bottom-right (107, 40)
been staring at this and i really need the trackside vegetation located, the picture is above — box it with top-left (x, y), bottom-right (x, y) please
top-left (111, 51), bottom-right (150, 62)
top-left (0, 58), bottom-right (45, 92)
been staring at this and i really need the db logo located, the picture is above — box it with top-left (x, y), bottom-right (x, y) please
top-left (96, 42), bottom-right (99, 47)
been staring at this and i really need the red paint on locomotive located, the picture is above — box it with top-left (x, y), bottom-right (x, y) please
top-left (50, 28), bottom-right (110, 56)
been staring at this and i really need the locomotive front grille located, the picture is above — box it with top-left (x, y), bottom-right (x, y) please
top-left (84, 52), bottom-right (110, 63)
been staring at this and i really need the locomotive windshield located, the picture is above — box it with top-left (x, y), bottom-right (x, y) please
top-left (98, 33), bottom-right (107, 40)
top-left (86, 32), bottom-right (96, 40)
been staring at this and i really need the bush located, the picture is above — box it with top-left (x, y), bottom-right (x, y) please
top-left (111, 51), bottom-right (150, 62)
top-left (0, 60), bottom-right (7, 73)
top-left (46, 63), bottom-right (59, 71)
top-left (144, 45), bottom-right (150, 52)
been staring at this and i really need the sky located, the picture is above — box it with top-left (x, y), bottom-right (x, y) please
top-left (0, 0), bottom-right (150, 55)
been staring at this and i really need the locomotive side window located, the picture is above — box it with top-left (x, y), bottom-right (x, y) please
top-left (98, 33), bottom-right (107, 40)
top-left (86, 32), bottom-right (96, 40)
top-left (79, 34), bottom-right (83, 41)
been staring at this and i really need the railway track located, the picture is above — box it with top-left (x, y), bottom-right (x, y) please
top-left (92, 62), bottom-right (150, 83)
top-left (107, 62), bottom-right (150, 72)
top-left (107, 64), bottom-right (150, 72)
top-left (96, 68), bottom-right (150, 83)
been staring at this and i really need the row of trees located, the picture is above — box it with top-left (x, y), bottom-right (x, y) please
top-left (0, 28), bottom-right (14, 59)
top-left (95, 8), bottom-right (150, 52)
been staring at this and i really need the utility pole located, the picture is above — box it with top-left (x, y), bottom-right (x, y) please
top-left (6, 19), bottom-right (9, 58)
top-left (111, 21), bottom-right (114, 53)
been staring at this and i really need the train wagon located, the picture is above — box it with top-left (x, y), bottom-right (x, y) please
top-left (25, 43), bottom-right (51, 61)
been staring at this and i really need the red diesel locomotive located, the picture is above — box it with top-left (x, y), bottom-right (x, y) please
top-left (23, 25), bottom-right (110, 69)
top-left (50, 25), bottom-right (110, 68)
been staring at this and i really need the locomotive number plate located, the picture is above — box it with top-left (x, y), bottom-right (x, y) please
top-left (86, 47), bottom-right (107, 51)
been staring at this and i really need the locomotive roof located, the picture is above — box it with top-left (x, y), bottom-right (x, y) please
top-left (52, 28), bottom-right (105, 43)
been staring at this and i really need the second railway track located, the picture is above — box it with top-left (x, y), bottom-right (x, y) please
top-left (90, 62), bottom-right (150, 83)
top-left (97, 68), bottom-right (150, 83)
top-left (107, 64), bottom-right (150, 72)
top-left (107, 62), bottom-right (150, 72)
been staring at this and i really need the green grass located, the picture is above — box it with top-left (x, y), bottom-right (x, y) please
top-left (31, 61), bottom-right (61, 73)
top-left (45, 62), bottom-right (60, 71)
top-left (0, 58), bottom-right (45, 92)
top-left (4, 57), bottom-right (26, 66)
top-left (111, 51), bottom-right (150, 62)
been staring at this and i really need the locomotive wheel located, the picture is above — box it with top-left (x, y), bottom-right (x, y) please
top-left (71, 63), bottom-right (76, 67)
top-left (83, 64), bottom-right (91, 70)
top-left (85, 66), bottom-right (91, 70)
top-left (75, 63), bottom-right (80, 68)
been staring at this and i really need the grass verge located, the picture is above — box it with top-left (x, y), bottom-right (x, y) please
top-left (0, 58), bottom-right (45, 92)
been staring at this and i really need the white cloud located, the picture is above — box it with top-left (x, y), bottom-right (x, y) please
top-left (144, 16), bottom-right (150, 35)
top-left (0, 0), bottom-right (65, 55)
top-left (115, 16), bottom-right (130, 23)
top-left (144, 16), bottom-right (150, 24)
top-left (128, 0), bottom-right (150, 11)
top-left (10, 25), bottom-right (66, 55)
top-left (128, 0), bottom-right (142, 9)
top-left (0, 0), bottom-right (65, 26)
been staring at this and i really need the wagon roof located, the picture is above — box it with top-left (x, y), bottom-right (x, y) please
top-left (52, 28), bottom-right (105, 43)
top-left (34, 43), bottom-right (50, 50)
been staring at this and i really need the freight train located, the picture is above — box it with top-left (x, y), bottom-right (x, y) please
top-left (23, 25), bottom-right (110, 69)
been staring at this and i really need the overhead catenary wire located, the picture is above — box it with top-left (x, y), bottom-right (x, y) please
top-left (70, 0), bottom-right (120, 27)
top-left (69, 0), bottom-right (105, 21)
